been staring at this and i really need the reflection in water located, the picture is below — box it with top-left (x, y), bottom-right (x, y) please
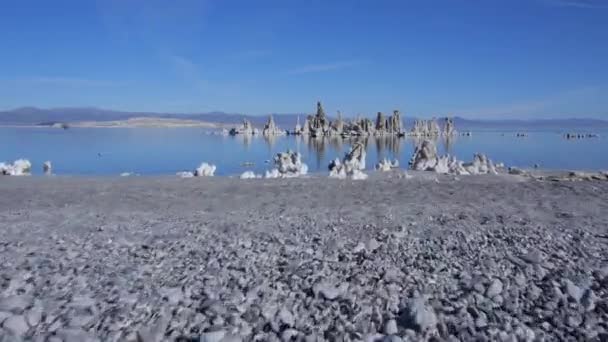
top-left (263, 134), bottom-right (277, 147)
top-left (374, 136), bottom-right (401, 157)
top-left (442, 135), bottom-right (455, 155)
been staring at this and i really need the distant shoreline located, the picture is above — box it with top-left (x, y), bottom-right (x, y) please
top-left (0, 117), bottom-right (226, 129)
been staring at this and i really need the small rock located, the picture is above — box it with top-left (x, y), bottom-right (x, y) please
top-left (0, 295), bottom-right (32, 314)
top-left (475, 317), bottom-right (488, 329)
top-left (486, 279), bottom-right (503, 298)
top-left (277, 308), bottom-right (295, 328)
top-left (514, 273), bottom-right (526, 287)
top-left (564, 280), bottom-right (583, 302)
top-left (136, 310), bottom-right (170, 342)
top-left (366, 238), bottom-right (381, 252)
top-left (281, 329), bottom-right (299, 341)
top-left (398, 296), bottom-right (437, 333)
top-left (384, 319), bottom-right (398, 335)
top-left (521, 249), bottom-right (543, 264)
top-left (581, 289), bottom-right (596, 311)
top-left (354, 242), bottom-right (366, 253)
top-left (2, 315), bottom-right (29, 336)
top-left (200, 329), bottom-right (226, 342)
top-left (313, 282), bottom-right (348, 301)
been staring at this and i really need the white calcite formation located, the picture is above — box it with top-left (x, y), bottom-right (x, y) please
top-left (240, 171), bottom-right (261, 179)
top-left (194, 163), bottom-right (216, 177)
top-left (229, 119), bottom-right (258, 135)
top-left (410, 140), bottom-right (497, 175)
top-left (328, 142), bottom-right (368, 180)
top-left (262, 115), bottom-right (285, 136)
top-left (265, 150), bottom-right (308, 178)
top-left (443, 117), bottom-right (457, 136)
top-left (375, 158), bottom-right (399, 172)
top-left (0, 159), bottom-right (32, 176)
top-left (43, 161), bottom-right (52, 175)
top-left (295, 102), bottom-right (404, 137)
top-left (176, 171), bottom-right (195, 178)
top-left (411, 119), bottom-right (441, 137)
top-left (176, 162), bottom-right (216, 178)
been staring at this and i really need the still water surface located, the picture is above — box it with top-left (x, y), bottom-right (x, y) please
top-left (1, 127), bottom-right (607, 175)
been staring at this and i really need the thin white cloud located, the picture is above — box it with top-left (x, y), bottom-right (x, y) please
top-left (542, 0), bottom-right (608, 8)
top-left (455, 86), bottom-right (605, 118)
top-left (287, 60), bottom-right (364, 75)
top-left (7, 77), bottom-right (126, 87)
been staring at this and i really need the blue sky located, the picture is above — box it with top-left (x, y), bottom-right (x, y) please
top-left (1, 0), bottom-right (607, 119)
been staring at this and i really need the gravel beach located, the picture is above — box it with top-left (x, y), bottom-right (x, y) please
top-left (1, 173), bottom-right (607, 341)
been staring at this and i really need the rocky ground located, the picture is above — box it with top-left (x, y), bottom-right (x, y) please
top-left (0, 173), bottom-right (607, 341)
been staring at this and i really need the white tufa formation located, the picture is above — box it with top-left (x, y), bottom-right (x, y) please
top-left (176, 162), bottom-right (217, 178)
top-left (265, 150), bottom-right (308, 178)
top-left (240, 171), bottom-right (261, 179)
top-left (0, 159), bottom-right (32, 176)
top-left (409, 140), bottom-right (497, 175)
top-left (262, 115), bottom-right (285, 136)
top-left (375, 158), bottom-right (399, 172)
top-left (328, 142), bottom-right (369, 180)
top-left (43, 161), bottom-right (52, 175)
top-left (229, 119), bottom-right (258, 135)
top-left (194, 163), bottom-right (216, 177)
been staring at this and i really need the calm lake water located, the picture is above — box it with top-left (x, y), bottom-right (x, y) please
top-left (1, 127), bottom-right (607, 176)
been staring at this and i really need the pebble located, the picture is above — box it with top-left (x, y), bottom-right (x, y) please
top-left (399, 296), bottom-right (437, 333)
top-left (2, 315), bottom-right (29, 336)
top-left (486, 279), bottom-right (503, 298)
top-left (383, 319), bottom-right (398, 335)
top-left (277, 308), bottom-right (295, 328)
top-left (0, 295), bottom-right (32, 314)
top-left (564, 280), bottom-right (583, 302)
top-left (200, 329), bottom-right (227, 342)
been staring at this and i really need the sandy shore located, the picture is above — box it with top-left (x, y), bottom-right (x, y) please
top-left (0, 174), bottom-right (607, 341)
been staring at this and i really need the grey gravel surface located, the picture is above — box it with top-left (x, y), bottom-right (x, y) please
top-left (0, 173), bottom-right (607, 341)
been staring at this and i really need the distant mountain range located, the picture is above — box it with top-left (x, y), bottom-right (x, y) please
top-left (1, 107), bottom-right (607, 131)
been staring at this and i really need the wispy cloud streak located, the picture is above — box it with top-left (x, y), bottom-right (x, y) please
top-left (542, 0), bottom-right (608, 8)
top-left (287, 60), bottom-right (364, 75)
top-left (7, 77), bottom-right (126, 87)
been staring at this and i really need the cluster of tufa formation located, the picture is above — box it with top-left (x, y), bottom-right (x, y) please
top-left (443, 117), bottom-right (457, 136)
top-left (0, 159), bottom-right (32, 176)
top-left (43, 161), bottom-right (52, 175)
top-left (376, 158), bottom-right (399, 172)
top-left (294, 102), bottom-right (405, 137)
top-left (176, 162), bottom-right (217, 178)
top-left (409, 140), bottom-right (497, 175)
top-left (411, 119), bottom-right (441, 137)
top-left (265, 150), bottom-right (308, 178)
top-left (229, 119), bottom-right (259, 136)
top-left (328, 142), bottom-right (368, 180)
top-left (261, 115), bottom-right (285, 136)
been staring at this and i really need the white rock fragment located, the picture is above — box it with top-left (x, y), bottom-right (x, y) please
top-left (399, 296), bottom-right (437, 333)
top-left (0, 159), bottom-right (32, 176)
top-left (195, 162), bottom-right (216, 177)
top-left (240, 171), bottom-right (261, 179)
top-left (177, 162), bottom-right (217, 178)
top-left (329, 142), bottom-right (368, 180)
top-left (265, 150), bottom-right (308, 178)
top-left (486, 279), bottom-right (503, 298)
top-left (409, 140), bottom-right (496, 175)
top-left (352, 169), bottom-right (369, 180)
top-left (43, 161), bottom-right (52, 175)
top-left (277, 308), bottom-right (295, 327)
top-left (176, 171), bottom-right (195, 178)
top-left (376, 158), bottom-right (398, 172)
top-left (2, 315), bottom-right (29, 336)
top-left (313, 281), bottom-right (349, 301)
